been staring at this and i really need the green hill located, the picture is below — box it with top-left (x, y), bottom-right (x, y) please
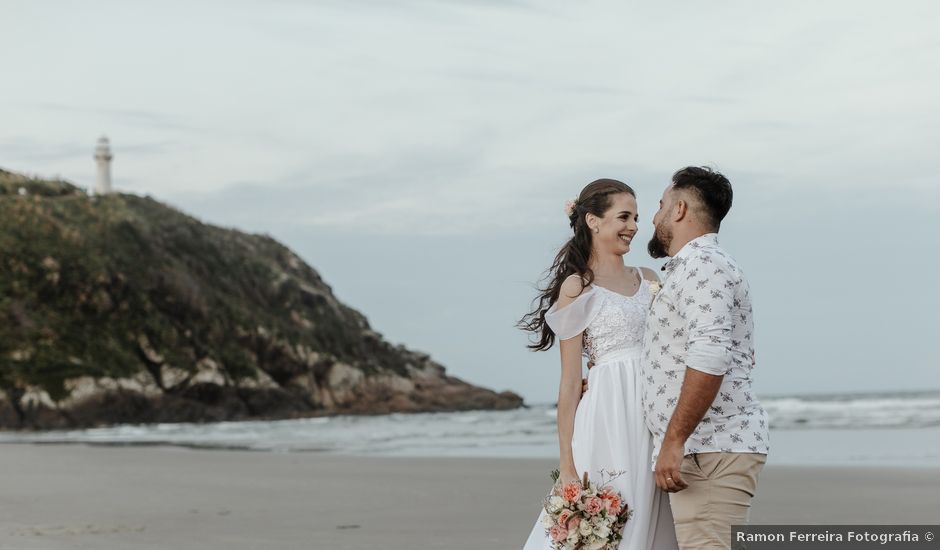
top-left (0, 169), bottom-right (522, 429)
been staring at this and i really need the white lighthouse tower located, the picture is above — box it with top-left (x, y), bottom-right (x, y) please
top-left (94, 136), bottom-right (113, 194)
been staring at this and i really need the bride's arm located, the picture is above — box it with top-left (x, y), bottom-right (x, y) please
top-left (554, 275), bottom-right (586, 485)
top-left (557, 333), bottom-right (584, 484)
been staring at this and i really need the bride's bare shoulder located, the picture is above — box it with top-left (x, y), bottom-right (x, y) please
top-left (557, 274), bottom-right (591, 308)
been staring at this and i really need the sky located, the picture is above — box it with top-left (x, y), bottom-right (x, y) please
top-left (2, 1), bottom-right (939, 404)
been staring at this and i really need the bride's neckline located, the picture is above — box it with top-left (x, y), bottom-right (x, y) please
top-left (590, 267), bottom-right (646, 299)
top-left (592, 281), bottom-right (645, 300)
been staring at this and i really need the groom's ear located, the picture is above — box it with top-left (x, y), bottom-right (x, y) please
top-left (673, 199), bottom-right (688, 222)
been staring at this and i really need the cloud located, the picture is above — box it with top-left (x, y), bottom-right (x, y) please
top-left (7, 1), bottom-right (937, 206)
top-left (36, 103), bottom-right (202, 133)
top-left (0, 138), bottom-right (88, 163)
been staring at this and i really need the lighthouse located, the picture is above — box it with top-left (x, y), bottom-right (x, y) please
top-left (94, 136), bottom-right (113, 194)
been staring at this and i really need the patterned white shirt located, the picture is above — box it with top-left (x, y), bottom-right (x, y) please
top-left (640, 234), bottom-right (770, 466)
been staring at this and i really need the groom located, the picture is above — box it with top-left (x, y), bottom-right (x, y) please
top-left (641, 167), bottom-right (769, 550)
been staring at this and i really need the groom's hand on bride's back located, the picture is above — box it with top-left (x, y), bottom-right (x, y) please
top-left (581, 361), bottom-right (594, 395)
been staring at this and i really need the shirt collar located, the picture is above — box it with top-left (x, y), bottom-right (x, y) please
top-left (661, 233), bottom-right (719, 273)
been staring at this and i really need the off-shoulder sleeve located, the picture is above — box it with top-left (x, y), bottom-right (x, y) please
top-left (544, 286), bottom-right (604, 340)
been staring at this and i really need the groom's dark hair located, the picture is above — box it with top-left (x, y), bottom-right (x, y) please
top-left (671, 166), bottom-right (733, 230)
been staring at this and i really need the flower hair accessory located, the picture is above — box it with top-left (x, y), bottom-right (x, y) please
top-left (564, 198), bottom-right (578, 217)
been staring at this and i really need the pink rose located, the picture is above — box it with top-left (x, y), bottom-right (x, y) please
top-left (568, 516), bottom-right (581, 530)
top-left (585, 496), bottom-right (603, 515)
top-left (605, 494), bottom-right (622, 515)
top-left (558, 510), bottom-right (572, 525)
top-left (561, 482), bottom-right (582, 504)
top-left (550, 525), bottom-right (568, 543)
top-left (564, 199), bottom-right (577, 217)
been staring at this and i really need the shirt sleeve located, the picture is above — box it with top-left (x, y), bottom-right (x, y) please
top-left (677, 258), bottom-right (737, 376)
top-left (544, 286), bottom-right (604, 340)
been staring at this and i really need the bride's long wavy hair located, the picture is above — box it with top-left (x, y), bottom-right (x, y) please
top-left (518, 179), bottom-right (636, 351)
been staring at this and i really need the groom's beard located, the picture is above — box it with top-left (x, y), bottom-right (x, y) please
top-left (647, 223), bottom-right (671, 259)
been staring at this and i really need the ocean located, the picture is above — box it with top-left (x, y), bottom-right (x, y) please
top-left (2, 390), bottom-right (938, 467)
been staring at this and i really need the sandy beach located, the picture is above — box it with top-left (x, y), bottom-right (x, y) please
top-left (0, 444), bottom-right (936, 550)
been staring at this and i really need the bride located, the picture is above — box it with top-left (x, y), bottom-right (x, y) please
top-left (519, 179), bottom-right (677, 550)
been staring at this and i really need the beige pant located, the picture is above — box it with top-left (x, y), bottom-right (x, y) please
top-left (668, 452), bottom-right (767, 550)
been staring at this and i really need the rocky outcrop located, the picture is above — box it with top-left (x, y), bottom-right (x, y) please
top-left (0, 170), bottom-right (523, 429)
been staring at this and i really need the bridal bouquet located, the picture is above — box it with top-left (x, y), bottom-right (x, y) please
top-left (541, 470), bottom-right (633, 550)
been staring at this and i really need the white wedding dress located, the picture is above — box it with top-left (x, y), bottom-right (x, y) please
top-left (523, 269), bottom-right (678, 550)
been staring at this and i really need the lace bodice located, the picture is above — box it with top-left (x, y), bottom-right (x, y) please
top-left (544, 271), bottom-right (652, 365)
top-left (582, 283), bottom-right (651, 363)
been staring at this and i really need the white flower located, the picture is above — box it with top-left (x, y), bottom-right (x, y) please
top-left (594, 523), bottom-right (611, 539)
top-left (648, 280), bottom-right (662, 297)
top-left (579, 519), bottom-right (593, 536)
top-left (566, 529), bottom-right (580, 544)
top-left (548, 496), bottom-right (565, 513)
top-left (540, 512), bottom-right (554, 528)
top-left (584, 540), bottom-right (608, 550)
